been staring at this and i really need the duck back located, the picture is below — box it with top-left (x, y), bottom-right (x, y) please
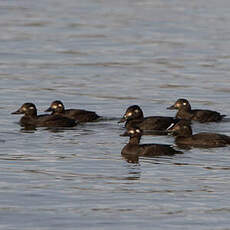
top-left (20, 114), bottom-right (76, 128)
top-left (121, 143), bottom-right (182, 156)
top-left (176, 109), bottom-right (225, 122)
top-left (176, 132), bottom-right (230, 148)
top-left (36, 115), bottom-right (77, 127)
top-left (125, 116), bottom-right (178, 131)
top-left (64, 109), bottom-right (100, 122)
top-left (191, 110), bottom-right (225, 123)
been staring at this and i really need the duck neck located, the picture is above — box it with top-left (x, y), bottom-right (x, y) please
top-left (125, 119), bottom-right (144, 129)
top-left (25, 111), bottom-right (37, 118)
top-left (177, 127), bottom-right (193, 138)
top-left (180, 104), bottom-right (192, 112)
top-left (137, 111), bottom-right (144, 120)
top-left (129, 136), bottom-right (141, 145)
top-left (53, 109), bottom-right (64, 115)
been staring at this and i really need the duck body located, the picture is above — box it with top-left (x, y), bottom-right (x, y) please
top-left (119, 105), bottom-right (179, 131)
top-left (124, 116), bottom-right (179, 131)
top-left (167, 120), bottom-right (230, 148)
top-left (121, 127), bottom-right (182, 156)
top-left (121, 142), bottom-right (181, 156)
top-left (176, 108), bottom-right (224, 123)
top-left (168, 98), bottom-right (225, 123)
top-left (12, 103), bottom-right (77, 128)
top-left (175, 133), bottom-right (230, 148)
top-left (56, 109), bottom-right (99, 122)
top-left (45, 100), bottom-right (100, 122)
top-left (20, 114), bottom-right (77, 128)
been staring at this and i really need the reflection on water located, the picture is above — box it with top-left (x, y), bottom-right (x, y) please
top-left (122, 154), bottom-right (139, 164)
top-left (1, 0), bottom-right (230, 229)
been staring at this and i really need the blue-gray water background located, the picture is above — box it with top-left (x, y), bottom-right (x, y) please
top-left (1, 0), bottom-right (230, 229)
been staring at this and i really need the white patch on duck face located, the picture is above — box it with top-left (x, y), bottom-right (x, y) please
top-left (135, 129), bottom-right (141, 133)
top-left (175, 103), bottom-right (180, 107)
top-left (29, 106), bottom-right (34, 110)
top-left (129, 130), bottom-right (135, 134)
top-left (134, 109), bottom-right (139, 113)
top-left (58, 104), bottom-right (62, 108)
top-left (167, 123), bottom-right (175, 130)
top-left (52, 105), bottom-right (58, 109)
top-left (183, 102), bottom-right (187, 105)
top-left (126, 112), bottom-right (132, 117)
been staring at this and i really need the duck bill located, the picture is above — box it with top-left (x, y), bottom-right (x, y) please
top-left (11, 109), bottom-right (23, 114)
top-left (167, 104), bottom-right (176, 110)
top-left (45, 107), bottom-right (53, 112)
top-left (118, 117), bottom-right (126, 123)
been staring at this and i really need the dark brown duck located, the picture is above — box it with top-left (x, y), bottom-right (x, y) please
top-left (121, 127), bottom-right (182, 156)
top-left (119, 105), bottom-right (180, 132)
top-left (12, 103), bottom-right (77, 128)
top-left (167, 120), bottom-right (230, 148)
top-left (167, 98), bottom-right (225, 123)
top-left (45, 100), bottom-right (100, 122)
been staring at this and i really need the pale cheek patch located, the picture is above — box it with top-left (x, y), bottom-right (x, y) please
top-left (52, 105), bottom-right (58, 109)
top-left (129, 130), bottom-right (135, 134)
top-left (126, 112), bottom-right (132, 117)
top-left (136, 129), bottom-right (141, 133)
top-left (183, 102), bottom-right (187, 106)
top-left (58, 104), bottom-right (62, 108)
top-left (134, 109), bottom-right (139, 113)
top-left (29, 106), bottom-right (34, 110)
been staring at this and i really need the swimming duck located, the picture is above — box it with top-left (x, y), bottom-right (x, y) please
top-left (119, 105), bottom-right (180, 131)
top-left (121, 126), bottom-right (182, 156)
top-left (167, 98), bottom-right (225, 122)
top-left (45, 100), bottom-right (100, 122)
top-left (167, 120), bottom-right (230, 148)
top-left (12, 103), bottom-right (77, 128)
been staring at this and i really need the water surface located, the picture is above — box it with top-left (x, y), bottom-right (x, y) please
top-left (1, 0), bottom-right (230, 229)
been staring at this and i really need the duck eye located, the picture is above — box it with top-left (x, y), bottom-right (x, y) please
top-left (183, 102), bottom-right (187, 105)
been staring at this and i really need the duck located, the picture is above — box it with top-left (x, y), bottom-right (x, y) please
top-left (45, 100), bottom-right (100, 122)
top-left (167, 98), bottom-right (225, 122)
top-left (121, 126), bottom-right (182, 156)
top-left (119, 105), bottom-right (180, 132)
top-left (12, 103), bottom-right (77, 128)
top-left (167, 119), bottom-right (230, 148)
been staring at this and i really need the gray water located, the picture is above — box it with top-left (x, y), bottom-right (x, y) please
top-left (1, 0), bottom-right (230, 229)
